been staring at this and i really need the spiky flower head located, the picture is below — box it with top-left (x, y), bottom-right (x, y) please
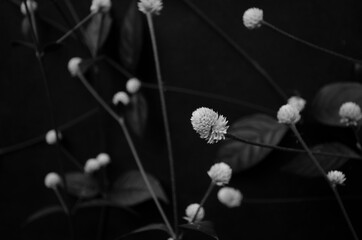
top-left (327, 170), bottom-right (346, 186)
top-left (339, 102), bottom-right (362, 126)
top-left (217, 187), bottom-right (242, 208)
top-left (288, 96), bottom-right (306, 112)
top-left (45, 129), bottom-right (61, 145)
top-left (113, 91), bottom-right (130, 106)
top-left (90, 0), bottom-right (112, 13)
top-left (184, 203), bottom-right (205, 223)
top-left (20, 0), bottom-right (38, 15)
top-left (67, 57), bottom-right (82, 77)
top-left (126, 78), bottom-right (141, 94)
top-left (138, 0), bottom-right (163, 15)
top-left (277, 104), bottom-right (301, 124)
top-left (84, 158), bottom-right (101, 174)
top-left (96, 152), bottom-right (111, 167)
top-left (44, 172), bottom-right (62, 189)
top-left (208, 162), bottom-right (232, 186)
top-left (243, 8), bottom-right (263, 29)
top-left (191, 107), bottom-right (229, 144)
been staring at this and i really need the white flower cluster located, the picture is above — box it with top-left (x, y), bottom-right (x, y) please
top-left (327, 170), bottom-right (346, 186)
top-left (339, 102), bottom-right (362, 126)
top-left (84, 153), bottom-right (111, 174)
top-left (207, 162), bottom-right (232, 186)
top-left (217, 187), bottom-right (242, 208)
top-left (184, 203), bottom-right (205, 223)
top-left (138, 0), bottom-right (163, 15)
top-left (44, 172), bottom-right (62, 189)
top-left (243, 8), bottom-right (263, 29)
top-left (277, 103), bottom-right (301, 124)
top-left (90, 0), bottom-right (112, 13)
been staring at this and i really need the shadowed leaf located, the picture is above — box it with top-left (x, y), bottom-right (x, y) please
top-left (85, 12), bottom-right (112, 56)
top-left (180, 221), bottom-right (219, 240)
top-left (25, 205), bottom-right (63, 225)
top-left (11, 40), bottom-right (35, 49)
top-left (125, 93), bottom-right (148, 137)
top-left (117, 223), bottom-right (168, 239)
top-left (217, 114), bottom-right (288, 172)
top-left (281, 143), bottom-right (359, 177)
top-left (65, 172), bottom-right (100, 198)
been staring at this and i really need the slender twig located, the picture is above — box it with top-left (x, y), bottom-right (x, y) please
top-left (180, 0), bottom-right (288, 101)
top-left (76, 72), bottom-right (176, 239)
top-left (191, 182), bottom-right (215, 223)
top-left (59, 145), bottom-right (84, 171)
top-left (289, 124), bottom-right (359, 240)
top-left (63, 0), bottom-right (87, 37)
top-left (145, 13), bottom-right (178, 234)
top-left (54, 188), bottom-right (70, 215)
top-left (262, 21), bottom-right (362, 64)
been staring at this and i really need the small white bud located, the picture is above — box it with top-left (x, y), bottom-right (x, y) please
top-left (184, 203), bottom-right (205, 223)
top-left (44, 172), bottom-right (62, 189)
top-left (45, 129), bottom-right (62, 145)
top-left (96, 153), bottom-right (111, 166)
top-left (288, 96), bottom-right (306, 112)
top-left (138, 0), bottom-right (163, 15)
top-left (112, 91), bottom-right (130, 106)
top-left (327, 170), bottom-right (346, 186)
top-left (243, 8), bottom-right (263, 29)
top-left (90, 0), bottom-right (112, 13)
top-left (207, 162), bottom-right (232, 186)
top-left (84, 158), bottom-right (101, 174)
top-left (126, 78), bottom-right (141, 94)
top-left (339, 102), bottom-right (362, 126)
top-left (217, 187), bottom-right (242, 208)
top-left (20, 0), bottom-right (38, 15)
top-left (67, 57), bottom-right (82, 77)
top-left (277, 104), bottom-right (301, 124)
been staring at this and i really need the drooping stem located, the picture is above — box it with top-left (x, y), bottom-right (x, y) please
top-left (146, 13), bottom-right (179, 234)
top-left (289, 124), bottom-right (359, 240)
top-left (262, 21), bottom-right (362, 64)
top-left (191, 181), bottom-right (215, 223)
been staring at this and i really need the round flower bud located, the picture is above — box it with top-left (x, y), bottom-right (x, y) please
top-left (277, 104), bottom-right (301, 124)
top-left (287, 96), bottom-right (306, 112)
top-left (96, 152), bottom-right (111, 166)
top-left (90, 0), bottom-right (112, 13)
top-left (217, 187), bottom-right (242, 208)
top-left (126, 78), bottom-right (141, 94)
top-left (191, 107), bottom-right (229, 144)
top-left (243, 8), bottom-right (263, 29)
top-left (20, 0), bottom-right (38, 15)
top-left (339, 102), bottom-right (362, 126)
top-left (138, 0), bottom-right (163, 15)
top-left (184, 203), bottom-right (205, 223)
top-left (207, 162), bottom-right (232, 186)
top-left (44, 172), bottom-right (62, 189)
top-left (112, 91), bottom-right (130, 106)
top-left (45, 129), bottom-right (62, 145)
top-left (327, 170), bottom-right (346, 186)
top-left (67, 57), bottom-right (82, 77)
top-left (84, 158), bottom-right (101, 174)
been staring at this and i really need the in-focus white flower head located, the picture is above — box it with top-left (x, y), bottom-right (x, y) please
top-left (67, 57), bottom-right (82, 77)
top-left (243, 8), bottom-right (263, 29)
top-left (217, 187), bottom-right (242, 208)
top-left (44, 172), bottom-right (62, 189)
top-left (207, 162), bottom-right (232, 186)
top-left (288, 96), bottom-right (306, 112)
top-left (277, 104), bottom-right (301, 124)
top-left (112, 91), bottom-right (130, 106)
top-left (138, 0), bottom-right (163, 15)
top-left (90, 0), bottom-right (112, 13)
top-left (184, 203), bottom-right (205, 223)
top-left (191, 107), bottom-right (229, 144)
top-left (20, 0), bottom-right (38, 15)
top-left (339, 102), bottom-right (362, 126)
top-left (45, 129), bottom-right (62, 145)
top-left (126, 78), bottom-right (141, 94)
top-left (84, 158), bottom-right (101, 174)
top-left (96, 152), bottom-right (111, 167)
top-left (327, 170), bottom-right (346, 186)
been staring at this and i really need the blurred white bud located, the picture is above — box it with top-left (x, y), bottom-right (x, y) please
top-left (126, 78), bottom-right (141, 94)
top-left (67, 57), bottom-right (82, 77)
top-left (44, 172), bottom-right (62, 189)
top-left (112, 91), bottom-right (130, 106)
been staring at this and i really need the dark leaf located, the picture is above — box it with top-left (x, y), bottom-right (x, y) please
top-left (180, 221), bottom-right (219, 240)
top-left (74, 199), bottom-right (137, 215)
top-left (85, 12), bottom-right (112, 56)
top-left (311, 82), bottom-right (362, 126)
top-left (11, 40), bottom-right (35, 49)
top-left (42, 42), bottom-right (63, 53)
top-left (21, 17), bottom-right (31, 37)
top-left (65, 172), bottom-right (100, 198)
top-left (79, 58), bottom-right (98, 74)
top-left (109, 170), bottom-right (168, 206)
top-left (25, 205), bottom-right (63, 225)
top-left (119, 0), bottom-right (144, 71)
top-left (281, 143), bottom-right (359, 177)
top-left (217, 114), bottom-right (288, 172)
top-left (125, 93), bottom-right (148, 137)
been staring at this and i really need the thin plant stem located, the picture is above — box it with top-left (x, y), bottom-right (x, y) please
top-left (289, 124), bottom-right (359, 240)
top-left (181, 0), bottom-right (288, 101)
top-left (262, 21), bottom-right (362, 64)
top-left (76, 72), bottom-right (176, 239)
top-left (59, 145), bottom-right (84, 171)
top-left (56, 12), bottom-right (96, 44)
top-left (146, 13), bottom-right (178, 234)
top-left (64, 0), bottom-right (87, 37)
top-left (191, 182), bottom-right (215, 223)
top-left (352, 126), bottom-right (362, 151)
top-left (54, 188), bottom-right (69, 215)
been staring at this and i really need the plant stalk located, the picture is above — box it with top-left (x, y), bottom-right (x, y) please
top-left (191, 181), bottom-right (215, 223)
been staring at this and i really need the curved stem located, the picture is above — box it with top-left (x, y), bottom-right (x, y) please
top-left (262, 21), bottom-right (362, 64)
top-left (146, 13), bottom-right (178, 235)
top-left (191, 181), bottom-right (215, 223)
top-left (290, 124), bottom-right (359, 240)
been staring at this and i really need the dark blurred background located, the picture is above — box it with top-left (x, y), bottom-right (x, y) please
top-left (1, 0), bottom-right (362, 239)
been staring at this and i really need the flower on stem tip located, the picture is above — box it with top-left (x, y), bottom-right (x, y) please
top-left (90, 0), bottom-right (112, 13)
top-left (113, 91), bottom-right (130, 106)
top-left (207, 162), bottom-right (232, 186)
top-left (277, 104), bottom-right (301, 124)
top-left (20, 0), bottom-right (38, 15)
top-left (45, 129), bottom-right (62, 145)
top-left (288, 96), bottom-right (306, 112)
top-left (138, 0), bottom-right (163, 15)
top-left (44, 172), bottom-right (62, 189)
top-left (327, 170), bottom-right (346, 186)
top-left (96, 152), bottom-right (111, 166)
top-left (243, 8), bottom-right (263, 29)
top-left (339, 102), bottom-right (362, 126)
top-left (191, 107), bottom-right (229, 144)
top-left (84, 158), bottom-right (101, 174)
top-left (67, 57), bottom-right (82, 77)
top-left (217, 187), bottom-right (242, 208)
top-left (184, 203), bottom-right (205, 223)
top-left (126, 78), bottom-right (141, 94)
